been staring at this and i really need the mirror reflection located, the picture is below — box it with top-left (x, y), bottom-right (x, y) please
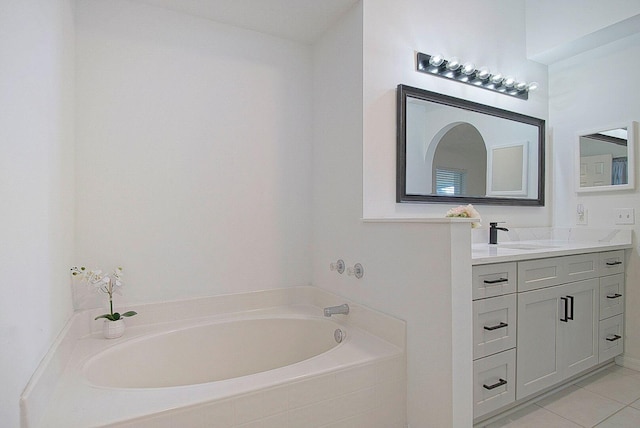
top-left (397, 85), bottom-right (545, 206)
top-left (579, 127), bottom-right (629, 188)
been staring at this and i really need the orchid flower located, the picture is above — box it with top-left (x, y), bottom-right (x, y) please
top-left (70, 266), bottom-right (137, 321)
top-left (445, 204), bottom-right (482, 228)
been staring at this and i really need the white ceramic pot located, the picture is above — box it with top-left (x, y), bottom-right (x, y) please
top-left (103, 319), bottom-right (125, 339)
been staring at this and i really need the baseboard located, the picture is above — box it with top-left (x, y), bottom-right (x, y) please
top-left (615, 354), bottom-right (640, 372)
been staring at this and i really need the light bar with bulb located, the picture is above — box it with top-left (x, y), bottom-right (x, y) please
top-left (416, 52), bottom-right (538, 100)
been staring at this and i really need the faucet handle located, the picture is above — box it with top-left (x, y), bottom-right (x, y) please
top-left (330, 259), bottom-right (345, 274)
top-left (347, 263), bottom-right (364, 279)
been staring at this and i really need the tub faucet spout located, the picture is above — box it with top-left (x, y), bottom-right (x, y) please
top-left (324, 304), bottom-right (349, 317)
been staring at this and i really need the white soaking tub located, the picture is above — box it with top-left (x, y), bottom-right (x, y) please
top-left (85, 317), bottom-right (344, 389)
top-left (22, 287), bottom-right (407, 428)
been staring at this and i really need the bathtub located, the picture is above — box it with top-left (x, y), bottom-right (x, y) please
top-left (85, 317), bottom-right (345, 389)
top-left (26, 287), bottom-right (406, 428)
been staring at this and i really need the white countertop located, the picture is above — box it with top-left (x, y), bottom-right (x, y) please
top-left (471, 229), bottom-right (633, 265)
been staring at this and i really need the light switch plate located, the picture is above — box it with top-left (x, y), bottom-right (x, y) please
top-left (614, 208), bottom-right (635, 225)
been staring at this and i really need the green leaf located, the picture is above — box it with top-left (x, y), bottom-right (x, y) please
top-left (95, 313), bottom-right (116, 321)
top-left (121, 311), bottom-right (137, 318)
top-left (112, 312), bottom-right (121, 320)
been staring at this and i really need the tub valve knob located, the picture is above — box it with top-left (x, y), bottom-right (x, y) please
top-left (330, 259), bottom-right (345, 274)
top-left (347, 263), bottom-right (364, 279)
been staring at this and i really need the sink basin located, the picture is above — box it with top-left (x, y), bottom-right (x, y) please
top-left (499, 243), bottom-right (561, 250)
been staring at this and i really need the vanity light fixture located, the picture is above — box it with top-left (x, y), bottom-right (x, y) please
top-left (416, 52), bottom-right (538, 100)
top-left (445, 56), bottom-right (461, 71)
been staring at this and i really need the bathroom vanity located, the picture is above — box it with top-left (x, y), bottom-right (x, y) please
top-left (471, 235), bottom-right (631, 422)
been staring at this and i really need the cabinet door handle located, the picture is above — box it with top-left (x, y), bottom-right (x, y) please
top-left (560, 297), bottom-right (569, 322)
top-left (607, 293), bottom-right (622, 299)
top-left (606, 334), bottom-right (622, 342)
top-left (606, 261), bottom-right (622, 266)
top-left (484, 322), bottom-right (508, 331)
top-left (567, 295), bottom-right (574, 320)
top-left (483, 278), bottom-right (508, 285)
top-left (483, 378), bottom-right (507, 390)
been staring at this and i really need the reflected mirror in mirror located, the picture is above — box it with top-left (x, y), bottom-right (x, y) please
top-left (577, 122), bottom-right (637, 192)
top-left (397, 84), bottom-right (545, 206)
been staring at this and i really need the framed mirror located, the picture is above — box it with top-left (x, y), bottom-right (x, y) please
top-left (396, 84), bottom-right (545, 206)
top-left (576, 122), bottom-right (637, 193)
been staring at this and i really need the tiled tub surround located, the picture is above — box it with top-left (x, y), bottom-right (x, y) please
top-left (21, 287), bottom-right (406, 428)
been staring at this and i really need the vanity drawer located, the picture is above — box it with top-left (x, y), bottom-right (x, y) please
top-left (472, 263), bottom-right (517, 300)
top-left (600, 250), bottom-right (625, 276)
top-left (473, 294), bottom-right (517, 360)
top-left (565, 253), bottom-right (600, 282)
top-left (599, 314), bottom-right (624, 363)
top-left (600, 274), bottom-right (625, 320)
top-left (473, 349), bottom-right (516, 419)
top-left (518, 253), bottom-right (599, 292)
top-left (518, 257), bottom-right (564, 291)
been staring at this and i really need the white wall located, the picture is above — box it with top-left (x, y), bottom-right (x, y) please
top-left (313, 3), bottom-right (473, 426)
top-left (75, 0), bottom-right (313, 305)
top-left (526, 0), bottom-right (640, 63)
top-left (0, 0), bottom-right (76, 426)
top-left (363, 0), bottom-right (550, 228)
top-left (550, 32), bottom-right (640, 367)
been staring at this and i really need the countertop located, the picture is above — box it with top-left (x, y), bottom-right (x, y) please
top-left (471, 229), bottom-right (633, 265)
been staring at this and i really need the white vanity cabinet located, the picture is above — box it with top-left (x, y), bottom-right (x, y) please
top-left (472, 249), bottom-right (626, 421)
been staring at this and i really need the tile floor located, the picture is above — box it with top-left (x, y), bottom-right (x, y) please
top-left (482, 365), bottom-right (640, 427)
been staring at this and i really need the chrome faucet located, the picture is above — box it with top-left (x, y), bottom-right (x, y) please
top-left (489, 222), bottom-right (509, 244)
top-left (324, 304), bottom-right (349, 317)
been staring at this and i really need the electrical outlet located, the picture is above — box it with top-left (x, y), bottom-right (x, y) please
top-left (576, 204), bottom-right (587, 225)
top-left (614, 208), bottom-right (635, 225)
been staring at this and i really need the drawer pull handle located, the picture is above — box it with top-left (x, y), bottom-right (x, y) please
top-left (484, 322), bottom-right (508, 331)
top-left (483, 378), bottom-right (507, 390)
top-left (607, 293), bottom-right (622, 299)
top-left (484, 278), bottom-right (508, 285)
top-left (606, 334), bottom-right (622, 342)
top-left (606, 261), bottom-right (622, 266)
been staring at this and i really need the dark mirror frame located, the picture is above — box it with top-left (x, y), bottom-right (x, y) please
top-left (396, 84), bottom-right (546, 206)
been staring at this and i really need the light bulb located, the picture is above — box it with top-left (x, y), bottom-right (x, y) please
top-left (527, 81), bottom-right (539, 92)
top-left (476, 67), bottom-right (491, 80)
top-left (489, 73), bottom-right (503, 84)
top-left (461, 62), bottom-right (476, 76)
top-left (445, 57), bottom-right (461, 71)
top-left (429, 53), bottom-right (445, 67)
top-left (515, 81), bottom-right (527, 91)
top-left (503, 76), bottom-right (515, 88)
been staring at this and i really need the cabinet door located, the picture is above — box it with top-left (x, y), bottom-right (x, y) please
top-left (516, 286), bottom-right (563, 400)
top-left (561, 278), bottom-right (599, 379)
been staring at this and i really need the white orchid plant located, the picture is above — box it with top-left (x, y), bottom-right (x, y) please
top-left (445, 204), bottom-right (482, 228)
top-left (70, 266), bottom-right (137, 321)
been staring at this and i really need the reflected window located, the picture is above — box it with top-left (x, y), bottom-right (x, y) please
top-left (436, 168), bottom-right (467, 195)
top-left (431, 123), bottom-right (487, 197)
